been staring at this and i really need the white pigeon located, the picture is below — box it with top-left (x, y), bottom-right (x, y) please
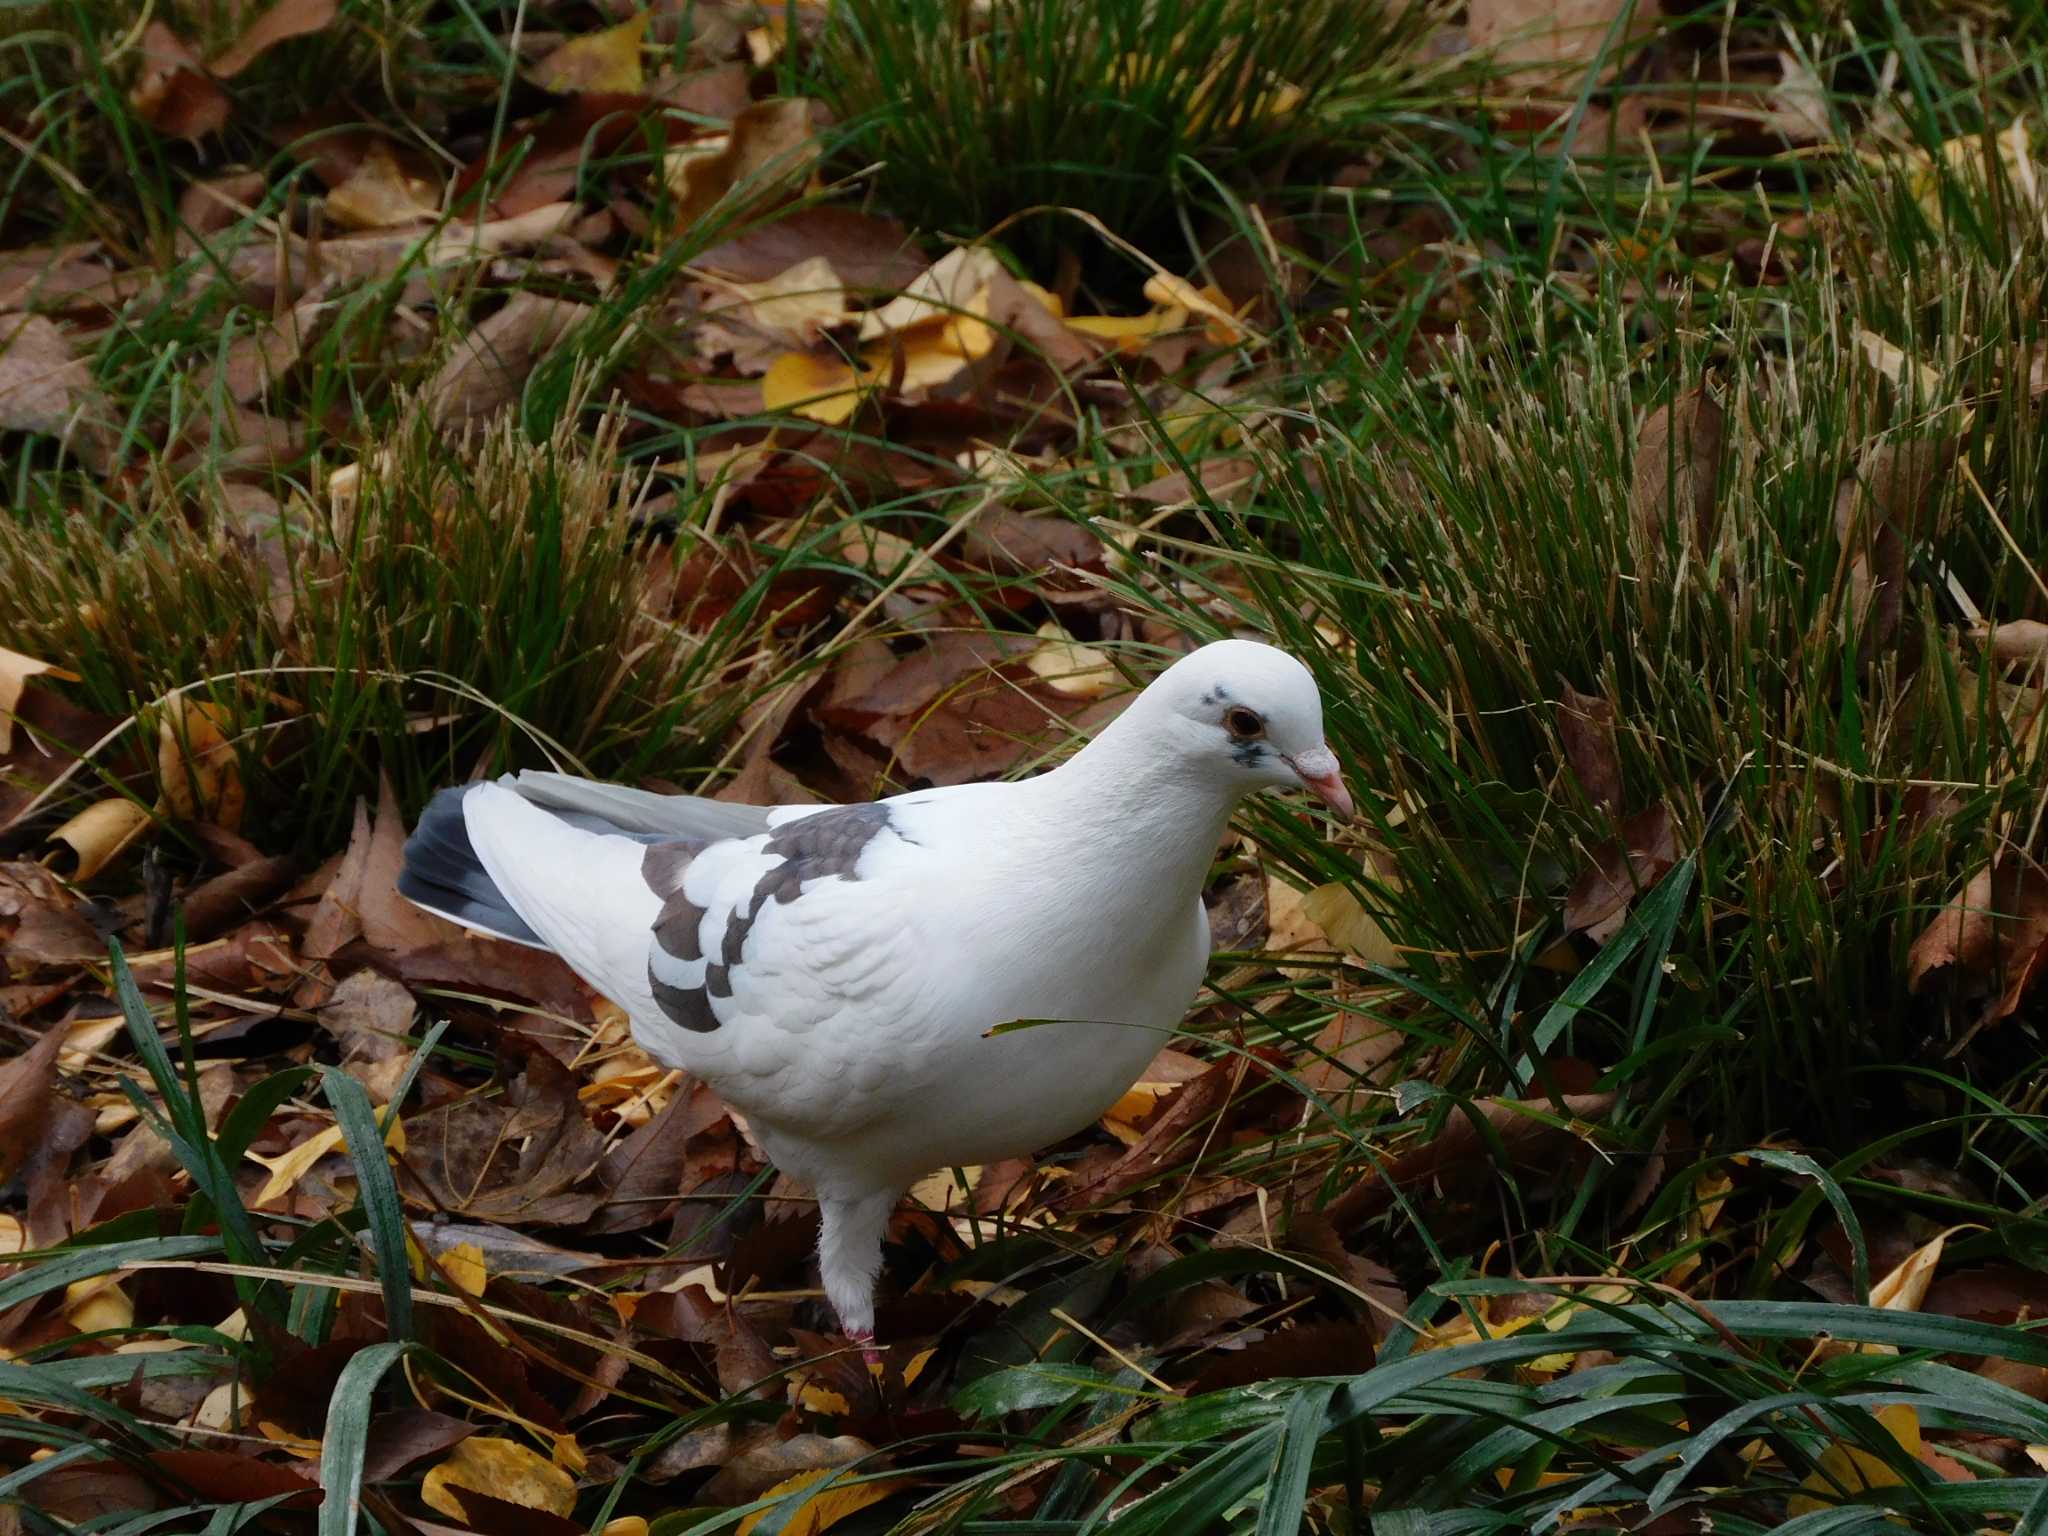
top-left (398, 638), bottom-right (1351, 1350)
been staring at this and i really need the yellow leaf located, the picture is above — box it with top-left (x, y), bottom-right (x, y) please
top-left (157, 696), bottom-right (244, 831)
top-left (726, 256), bottom-right (856, 340)
top-left (1300, 881), bottom-right (1404, 968)
top-left (442, 1241), bottom-right (488, 1298)
top-left (421, 1436), bottom-right (576, 1523)
top-left (46, 797), bottom-right (153, 882)
top-left (857, 248), bottom-right (1004, 342)
top-left (736, 1468), bottom-right (905, 1536)
top-left (64, 1276), bottom-right (133, 1335)
top-left (0, 645), bottom-right (77, 754)
top-left (0, 1215), bottom-right (24, 1255)
top-left (257, 1419), bottom-right (321, 1458)
top-left (1065, 303), bottom-right (1188, 344)
top-left (763, 351), bottom-right (870, 424)
top-left (1026, 623), bottom-right (1116, 700)
top-left (2028, 1444), bottom-right (2048, 1472)
top-left (602, 1520), bottom-right (650, 1536)
top-left (1787, 1403), bottom-right (1919, 1517)
top-left (245, 1114), bottom-right (404, 1206)
top-left (1142, 273), bottom-right (1248, 344)
top-left (530, 12), bottom-right (647, 95)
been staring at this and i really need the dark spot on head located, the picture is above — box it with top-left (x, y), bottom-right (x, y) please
top-left (1230, 740), bottom-right (1266, 770)
top-left (1200, 684), bottom-right (1230, 707)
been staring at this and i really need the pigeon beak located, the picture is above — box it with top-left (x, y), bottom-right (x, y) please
top-left (1284, 745), bottom-right (1355, 820)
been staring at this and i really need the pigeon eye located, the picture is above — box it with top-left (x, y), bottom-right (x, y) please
top-left (1224, 707), bottom-right (1264, 740)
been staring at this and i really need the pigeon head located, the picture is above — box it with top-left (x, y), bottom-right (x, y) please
top-left (1142, 639), bottom-right (1354, 818)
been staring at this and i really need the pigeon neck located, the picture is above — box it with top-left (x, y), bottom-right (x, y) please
top-left (1031, 705), bottom-right (1241, 897)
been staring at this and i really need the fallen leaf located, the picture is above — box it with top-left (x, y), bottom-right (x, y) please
top-left (1974, 620), bottom-right (2048, 669)
top-left (1631, 385), bottom-right (1724, 559)
top-left (531, 12), bottom-right (648, 95)
top-left (1564, 803), bottom-right (1680, 942)
top-left (1907, 857), bottom-right (2048, 1029)
top-left (1834, 435), bottom-right (1958, 666)
top-left (45, 797), bottom-right (152, 882)
top-left (130, 23), bottom-right (231, 140)
top-left (0, 1024), bottom-right (70, 1185)
top-left (0, 646), bottom-right (76, 753)
top-left (664, 97), bottom-right (820, 232)
top-left (763, 349), bottom-right (869, 425)
top-left (1301, 881), bottom-right (1404, 969)
top-left (64, 1275), bottom-right (134, 1334)
top-left (1026, 624), bottom-right (1116, 699)
top-left (208, 0), bottom-right (339, 78)
top-left (737, 1468), bottom-right (905, 1536)
top-left (156, 697), bottom-right (245, 831)
top-left (246, 1113), bottom-right (403, 1206)
top-left (1787, 1403), bottom-right (1919, 1518)
top-left (317, 967), bottom-right (415, 1064)
top-left (0, 861), bottom-right (106, 964)
top-left (426, 294), bottom-right (590, 428)
top-left (1467, 0), bottom-right (1653, 99)
top-left (1558, 683), bottom-right (1622, 813)
top-left (421, 1436), bottom-right (575, 1522)
top-left (721, 255), bottom-right (856, 340)
top-left (1188, 1320), bottom-right (1376, 1394)
top-left (0, 314), bottom-right (118, 469)
top-left (705, 1432), bottom-right (876, 1504)
top-left (695, 206), bottom-right (927, 289)
top-left (324, 142), bottom-right (442, 230)
top-left (1764, 49), bottom-right (1833, 144)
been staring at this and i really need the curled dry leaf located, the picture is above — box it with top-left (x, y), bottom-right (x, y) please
top-left (46, 798), bottom-right (153, 882)
top-left (130, 23), bottom-right (231, 140)
top-left (1631, 384), bottom-right (1724, 560)
top-left (531, 13), bottom-right (647, 95)
top-left (0, 645), bottom-right (77, 753)
top-left (722, 256), bottom-right (856, 341)
top-left (420, 1435), bottom-right (576, 1522)
top-left (1907, 857), bottom-right (2048, 1030)
top-left (157, 697), bottom-right (245, 832)
top-left (1557, 682), bottom-right (1622, 814)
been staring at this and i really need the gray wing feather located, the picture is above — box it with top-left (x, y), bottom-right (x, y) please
top-left (505, 770), bottom-right (781, 841)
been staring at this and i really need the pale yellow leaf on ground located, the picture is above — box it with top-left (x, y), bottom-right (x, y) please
top-left (157, 697), bottom-right (245, 831)
top-left (64, 1276), bottom-right (134, 1334)
top-left (1301, 881), bottom-right (1404, 968)
top-left (46, 798), bottom-right (153, 882)
top-left (857, 247), bottom-right (1005, 342)
top-left (1871, 1228), bottom-right (1962, 1312)
top-left (0, 645), bottom-right (76, 753)
top-left (531, 12), bottom-right (648, 95)
top-left (1141, 273), bottom-right (1248, 344)
top-left (725, 256), bottom-right (855, 340)
top-left (442, 1240), bottom-right (488, 1297)
top-left (736, 1468), bottom-right (905, 1536)
top-left (245, 1114), bottom-right (404, 1205)
top-left (1064, 303), bottom-right (1187, 344)
top-left (422, 1436), bottom-right (576, 1521)
top-left (1787, 1403), bottom-right (1919, 1517)
top-left (1026, 624), bottom-right (1116, 699)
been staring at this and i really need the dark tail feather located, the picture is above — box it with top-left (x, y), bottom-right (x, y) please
top-left (397, 785), bottom-right (545, 947)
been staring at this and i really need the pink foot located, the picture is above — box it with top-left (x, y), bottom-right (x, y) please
top-left (848, 1328), bottom-right (883, 1370)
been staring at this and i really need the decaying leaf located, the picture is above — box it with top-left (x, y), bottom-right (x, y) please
top-left (1907, 857), bottom-right (2048, 1030)
top-left (531, 13), bottom-right (648, 95)
top-left (1787, 1403), bottom-right (1920, 1518)
top-left (0, 646), bottom-right (77, 754)
top-left (736, 1467), bottom-right (906, 1536)
top-left (1025, 624), bottom-right (1116, 699)
top-left (0, 315), bottom-right (119, 469)
top-left (426, 294), bottom-right (591, 428)
top-left (0, 1024), bottom-right (70, 1185)
top-left (324, 142), bottom-right (442, 230)
top-left (420, 1435), bottom-right (576, 1522)
top-left (1467, 0), bottom-right (1654, 98)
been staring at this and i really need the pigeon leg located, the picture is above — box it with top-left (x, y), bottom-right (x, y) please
top-left (819, 1186), bottom-right (899, 1351)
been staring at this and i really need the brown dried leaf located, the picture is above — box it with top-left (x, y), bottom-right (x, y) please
top-left (178, 171), bottom-right (268, 238)
top-left (318, 967), bottom-right (415, 1063)
top-left (0, 1024), bottom-right (70, 1185)
top-left (130, 23), bottom-right (231, 140)
top-left (663, 98), bottom-right (820, 233)
top-left (426, 294), bottom-right (590, 429)
top-left (0, 314), bottom-right (118, 469)
top-left (1631, 385), bottom-right (1724, 559)
top-left (1467, 0), bottom-right (1655, 98)
top-left (0, 861), bottom-right (105, 965)
top-left (1564, 803), bottom-right (1680, 941)
top-left (531, 13), bottom-right (648, 95)
top-left (1907, 857), bottom-right (2048, 1029)
top-left (1558, 683), bottom-right (1622, 814)
top-left (1834, 436), bottom-right (1959, 666)
top-left (695, 207), bottom-right (927, 289)
top-left (703, 1430), bottom-right (876, 1505)
top-left (324, 142), bottom-right (442, 231)
top-left (1188, 1319), bottom-right (1376, 1394)
top-left (209, 0), bottom-right (339, 78)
